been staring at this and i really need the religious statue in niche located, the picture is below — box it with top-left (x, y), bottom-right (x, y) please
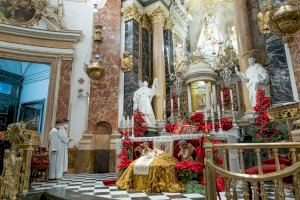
top-left (133, 78), bottom-right (158, 127)
top-left (235, 56), bottom-right (270, 107)
top-left (197, 14), bottom-right (223, 59)
top-left (178, 140), bottom-right (195, 161)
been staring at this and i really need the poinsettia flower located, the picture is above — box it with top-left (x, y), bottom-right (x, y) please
top-left (217, 156), bottom-right (223, 166)
top-left (216, 177), bottom-right (226, 191)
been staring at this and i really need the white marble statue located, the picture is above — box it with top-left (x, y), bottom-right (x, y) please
top-left (133, 78), bottom-right (158, 126)
top-left (235, 57), bottom-right (269, 107)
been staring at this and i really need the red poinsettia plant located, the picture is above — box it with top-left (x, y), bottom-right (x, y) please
top-left (176, 160), bottom-right (203, 183)
top-left (195, 137), bottom-right (226, 192)
top-left (133, 110), bottom-right (148, 137)
top-left (253, 89), bottom-right (288, 142)
top-left (116, 139), bottom-right (133, 171)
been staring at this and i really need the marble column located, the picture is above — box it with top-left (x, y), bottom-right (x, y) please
top-left (150, 7), bottom-right (167, 121)
top-left (140, 14), bottom-right (152, 82)
top-left (164, 18), bottom-right (174, 111)
top-left (122, 4), bottom-right (141, 116)
top-left (233, 0), bottom-right (254, 113)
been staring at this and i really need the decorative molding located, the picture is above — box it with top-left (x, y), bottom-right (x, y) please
top-left (164, 18), bottom-right (174, 30)
top-left (0, 23), bottom-right (82, 43)
top-left (140, 14), bottom-right (152, 30)
top-left (149, 6), bottom-right (167, 24)
top-left (122, 4), bottom-right (142, 22)
top-left (0, 41), bottom-right (75, 58)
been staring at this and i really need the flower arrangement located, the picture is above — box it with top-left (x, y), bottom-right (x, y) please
top-left (133, 110), bottom-right (148, 137)
top-left (164, 111), bottom-right (233, 135)
top-left (253, 89), bottom-right (288, 142)
top-left (116, 139), bottom-right (133, 172)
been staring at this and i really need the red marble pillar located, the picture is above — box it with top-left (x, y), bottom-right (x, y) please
top-left (89, 0), bottom-right (121, 132)
top-left (290, 31), bottom-right (300, 97)
top-left (56, 60), bottom-right (73, 121)
top-left (87, 0), bottom-right (121, 173)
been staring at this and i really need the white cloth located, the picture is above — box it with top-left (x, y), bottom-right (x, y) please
top-left (58, 127), bottom-right (69, 173)
top-left (49, 128), bottom-right (61, 179)
top-left (134, 155), bottom-right (155, 175)
top-left (133, 150), bottom-right (163, 175)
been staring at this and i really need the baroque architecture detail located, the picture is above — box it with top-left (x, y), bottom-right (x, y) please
top-left (149, 6), bottom-right (167, 24)
top-left (0, 0), bottom-right (65, 31)
top-left (121, 4), bottom-right (142, 22)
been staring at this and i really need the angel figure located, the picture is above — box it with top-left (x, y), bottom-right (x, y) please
top-left (134, 142), bottom-right (152, 158)
top-left (178, 140), bottom-right (195, 161)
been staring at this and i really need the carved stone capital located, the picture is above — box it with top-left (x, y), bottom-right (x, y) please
top-left (149, 6), bottom-right (167, 24)
top-left (121, 4), bottom-right (142, 22)
top-left (164, 18), bottom-right (174, 30)
top-left (140, 14), bottom-right (152, 30)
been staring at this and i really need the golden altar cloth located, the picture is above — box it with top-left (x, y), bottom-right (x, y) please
top-left (116, 154), bottom-right (184, 193)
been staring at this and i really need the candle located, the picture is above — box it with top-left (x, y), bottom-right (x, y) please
top-left (211, 105), bottom-right (214, 121)
top-left (230, 89), bottom-right (233, 103)
top-left (132, 115), bottom-right (134, 137)
top-left (126, 116), bottom-right (129, 129)
top-left (211, 92), bottom-right (214, 106)
top-left (171, 98), bottom-right (174, 111)
top-left (177, 97), bottom-right (180, 110)
top-left (217, 105), bottom-right (221, 118)
top-left (221, 91), bottom-right (224, 104)
top-left (164, 99), bottom-right (166, 111)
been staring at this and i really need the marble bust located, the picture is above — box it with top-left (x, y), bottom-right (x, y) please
top-left (235, 57), bottom-right (269, 107)
top-left (133, 78), bottom-right (158, 126)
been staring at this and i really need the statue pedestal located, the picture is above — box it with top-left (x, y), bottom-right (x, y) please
top-left (75, 132), bottom-right (95, 173)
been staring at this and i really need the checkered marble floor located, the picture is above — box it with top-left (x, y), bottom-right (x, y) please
top-left (30, 174), bottom-right (296, 200)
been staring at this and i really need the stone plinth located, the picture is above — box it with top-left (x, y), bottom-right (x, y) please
top-left (75, 132), bottom-right (95, 173)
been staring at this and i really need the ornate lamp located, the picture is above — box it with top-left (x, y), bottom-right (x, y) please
top-left (84, 55), bottom-right (105, 82)
top-left (258, 0), bottom-right (300, 43)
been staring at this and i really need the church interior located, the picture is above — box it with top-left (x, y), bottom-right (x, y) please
top-left (0, 0), bottom-right (300, 199)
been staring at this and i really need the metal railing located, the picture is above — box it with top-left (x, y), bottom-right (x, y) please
top-left (204, 142), bottom-right (300, 200)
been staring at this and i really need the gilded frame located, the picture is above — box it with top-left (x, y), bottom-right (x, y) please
top-left (0, 0), bottom-right (41, 27)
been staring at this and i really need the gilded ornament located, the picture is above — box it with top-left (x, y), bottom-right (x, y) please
top-left (149, 6), bottom-right (167, 24)
top-left (140, 14), bottom-right (151, 30)
top-left (258, 1), bottom-right (300, 43)
top-left (84, 55), bottom-right (105, 82)
top-left (164, 18), bottom-right (174, 30)
top-left (121, 51), bottom-right (133, 73)
top-left (94, 25), bottom-right (103, 43)
top-left (121, 4), bottom-right (142, 22)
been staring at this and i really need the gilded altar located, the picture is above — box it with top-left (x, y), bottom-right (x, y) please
top-left (0, 122), bottom-right (40, 199)
top-left (116, 154), bottom-right (184, 193)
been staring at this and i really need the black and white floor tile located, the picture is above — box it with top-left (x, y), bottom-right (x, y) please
top-left (30, 174), bottom-right (296, 200)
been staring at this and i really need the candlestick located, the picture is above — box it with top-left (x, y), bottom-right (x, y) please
top-left (211, 92), bottom-right (214, 107)
top-left (230, 89), bottom-right (233, 103)
top-left (204, 106), bottom-right (208, 133)
top-left (217, 105), bottom-right (221, 119)
top-left (221, 91), bottom-right (224, 104)
top-left (231, 101), bottom-right (238, 128)
top-left (171, 98), bottom-right (174, 116)
top-left (177, 97), bottom-right (181, 116)
top-left (131, 115), bottom-right (135, 138)
top-left (211, 106), bottom-right (215, 134)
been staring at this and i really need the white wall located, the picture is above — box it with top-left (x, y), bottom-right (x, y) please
top-left (49, 0), bottom-right (94, 147)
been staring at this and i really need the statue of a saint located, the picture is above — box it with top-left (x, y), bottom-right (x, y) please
top-left (133, 78), bottom-right (158, 126)
top-left (235, 57), bottom-right (269, 107)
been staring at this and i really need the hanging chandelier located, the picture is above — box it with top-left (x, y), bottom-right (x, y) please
top-left (258, 0), bottom-right (300, 43)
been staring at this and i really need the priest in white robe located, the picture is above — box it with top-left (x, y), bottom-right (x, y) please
top-left (48, 121), bottom-right (61, 179)
top-left (58, 119), bottom-right (71, 174)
